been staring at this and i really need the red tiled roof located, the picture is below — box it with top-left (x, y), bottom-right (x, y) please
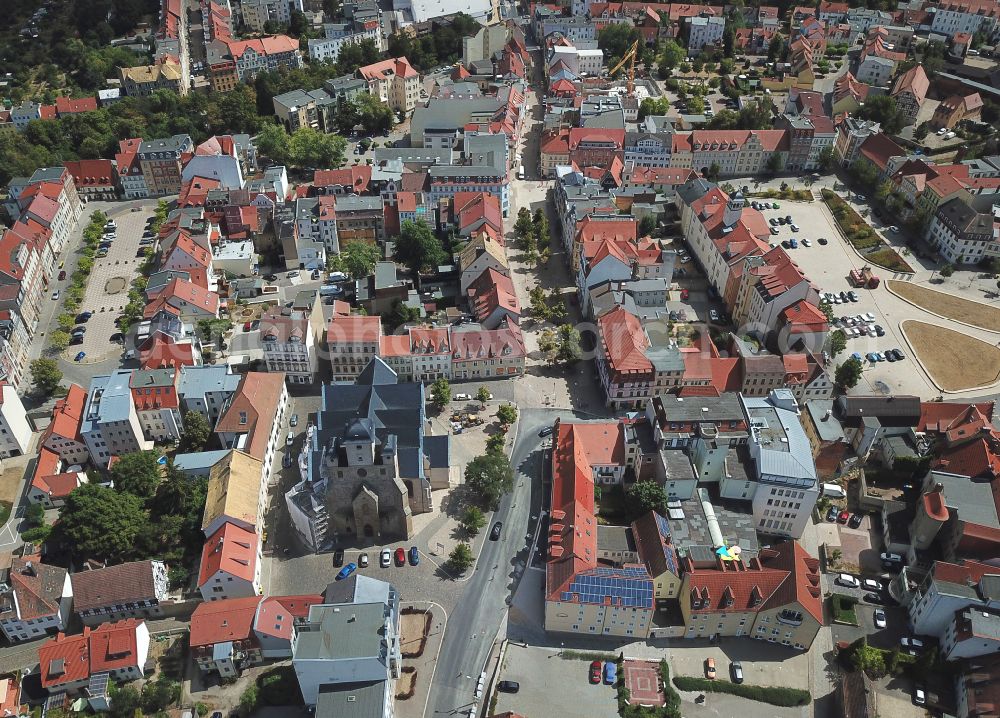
top-left (450, 317), bottom-right (525, 361)
top-left (54, 96), bottom-right (98, 115)
top-left (858, 133), bottom-right (904, 171)
top-left (327, 314), bottom-right (382, 344)
top-left (214, 372), bottom-right (285, 461)
top-left (198, 522), bottom-right (259, 587)
top-left (467, 267), bottom-right (520, 321)
top-left (47, 384), bottom-right (86, 444)
top-left (189, 595), bottom-right (261, 647)
top-left (225, 34), bottom-right (298, 59)
top-left (313, 166), bottom-right (372, 194)
top-left (780, 299), bottom-right (828, 332)
top-left (254, 594), bottom-right (323, 641)
top-left (933, 433), bottom-right (1000, 478)
top-left (598, 306), bottom-right (652, 374)
top-left (64, 159), bottom-right (116, 187)
top-left (359, 56), bottom-right (418, 81)
top-left (4, 557), bottom-right (66, 622)
top-left (40, 620), bottom-right (145, 688)
top-left (918, 401), bottom-right (994, 435)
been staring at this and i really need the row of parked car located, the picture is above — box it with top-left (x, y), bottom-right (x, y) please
top-left (332, 546), bottom-right (420, 580)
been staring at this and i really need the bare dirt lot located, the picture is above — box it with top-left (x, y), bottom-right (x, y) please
top-left (889, 281), bottom-right (1000, 332)
top-left (901, 320), bottom-right (1000, 391)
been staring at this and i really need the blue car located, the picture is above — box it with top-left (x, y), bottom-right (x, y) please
top-left (789, 238), bottom-right (799, 249)
top-left (336, 562), bottom-right (357, 581)
top-left (851, 352), bottom-right (863, 362)
top-left (74, 351), bottom-right (86, 362)
top-left (408, 546), bottom-right (420, 566)
top-left (603, 661), bottom-right (617, 685)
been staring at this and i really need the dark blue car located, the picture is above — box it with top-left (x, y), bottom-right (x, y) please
top-left (408, 546), bottom-right (419, 566)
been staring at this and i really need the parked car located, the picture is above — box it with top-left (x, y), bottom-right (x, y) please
top-left (709, 309), bottom-right (720, 322)
top-left (358, 552), bottom-right (369, 568)
top-left (69, 335), bottom-right (84, 346)
top-left (282, 452), bottom-right (292, 468)
top-left (589, 661), bottom-right (602, 684)
top-left (74, 351), bottom-right (86, 362)
top-left (801, 238), bottom-right (811, 247)
top-left (680, 289), bottom-right (689, 300)
top-left (287, 270), bottom-right (300, 278)
top-left (862, 578), bottom-right (881, 591)
top-left (538, 426), bottom-right (554, 437)
top-left (52, 290), bottom-right (60, 300)
top-left (770, 227), bottom-right (779, 236)
top-left (408, 546), bottom-right (419, 565)
top-left (333, 549), bottom-right (345, 567)
top-left (825, 506), bottom-right (839, 522)
top-left (848, 513), bottom-right (864, 528)
top-left (874, 324), bottom-right (885, 337)
top-left (901, 637), bottom-right (924, 650)
top-left (873, 608), bottom-right (887, 629)
top-left (914, 685), bottom-right (926, 705)
top-left (394, 547), bottom-right (406, 566)
top-left (290, 414), bottom-right (298, 427)
top-left (58, 270), bottom-right (66, 281)
top-left (603, 661), bottom-right (617, 685)
top-left (243, 321), bottom-right (252, 331)
top-left (490, 521), bottom-right (502, 540)
top-left (380, 548), bottom-right (392, 567)
top-left (730, 661), bottom-right (744, 684)
top-left (881, 552), bottom-right (903, 564)
top-left (790, 224), bottom-right (800, 233)
top-left (836, 574), bottom-right (861, 588)
top-left (336, 562), bottom-right (357, 581)
top-left (497, 681), bottom-right (520, 693)
top-left (76, 311), bottom-right (92, 323)
top-left (705, 658), bottom-right (716, 679)
top-left (848, 291), bottom-right (859, 302)
top-left (891, 348), bottom-right (905, 361)
top-left (818, 238), bottom-right (828, 245)
top-left (837, 510), bottom-right (850, 523)
top-left (286, 431), bottom-right (294, 447)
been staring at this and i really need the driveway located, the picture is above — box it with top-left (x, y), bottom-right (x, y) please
top-left (66, 208), bottom-right (150, 364)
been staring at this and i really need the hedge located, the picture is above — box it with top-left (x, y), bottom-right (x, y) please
top-left (821, 189), bottom-right (914, 273)
top-left (672, 676), bottom-right (811, 707)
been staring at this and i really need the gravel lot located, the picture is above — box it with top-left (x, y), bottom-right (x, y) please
top-left (888, 280), bottom-right (1000, 332)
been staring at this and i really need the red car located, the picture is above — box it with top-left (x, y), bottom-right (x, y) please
top-left (243, 321), bottom-right (252, 331)
top-left (58, 270), bottom-right (66, 281)
top-left (837, 510), bottom-right (851, 524)
top-left (394, 547), bottom-right (406, 566)
top-left (589, 661), bottom-right (602, 684)
top-left (680, 289), bottom-right (689, 300)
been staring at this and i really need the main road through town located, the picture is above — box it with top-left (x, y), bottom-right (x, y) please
top-left (426, 408), bottom-right (562, 717)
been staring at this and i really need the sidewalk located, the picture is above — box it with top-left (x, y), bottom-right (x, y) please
top-left (397, 603), bottom-right (446, 718)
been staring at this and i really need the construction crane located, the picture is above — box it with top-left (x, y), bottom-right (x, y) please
top-left (608, 38), bottom-right (639, 96)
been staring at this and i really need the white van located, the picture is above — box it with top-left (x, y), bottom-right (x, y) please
top-left (517, 164), bottom-right (524, 180)
top-left (822, 482), bottom-right (846, 498)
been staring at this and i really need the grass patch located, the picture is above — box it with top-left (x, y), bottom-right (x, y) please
top-left (888, 280), bottom-right (1000, 332)
top-left (831, 594), bottom-right (859, 625)
top-left (748, 188), bottom-right (814, 201)
top-left (672, 676), bottom-right (811, 707)
top-left (821, 189), bottom-right (913, 273)
top-left (0, 500), bottom-right (11, 526)
top-left (901, 320), bottom-right (1000, 391)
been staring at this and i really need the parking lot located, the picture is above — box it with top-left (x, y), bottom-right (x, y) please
top-left (752, 200), bottom-right (939, 396)
top-left (493, 644), bottom-right (619, 718)
top-left (66, 208), bottom-right (149, 364)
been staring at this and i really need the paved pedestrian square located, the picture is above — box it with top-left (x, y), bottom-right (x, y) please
top-left (624, 659), bottom-right (664, 706)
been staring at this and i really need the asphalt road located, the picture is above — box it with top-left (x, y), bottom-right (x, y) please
top-left (428, 407), bottom-right (602, 717)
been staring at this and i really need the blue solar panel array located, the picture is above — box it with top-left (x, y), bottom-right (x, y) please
top-left (560, 569), bottom-right (654, 607)
top-left (654, 512), bottom-right (672, 539)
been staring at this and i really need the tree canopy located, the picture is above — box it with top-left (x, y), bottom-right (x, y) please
top-left (49, 483), bottom-right (148, 564)
top-left (430, 378), bottom-right (451, 409)
top-left (109, 451), bottom-right (162, 501)
top-left (465, 453), bottom-right (514, 509)
top-left (335, 240), bottom-right (382, 280)
top-left (625, 480), bottom-right (669, 519)
top-left (835, 357), bottom-right (863, 389)
top-left (179, 410), bottom-right (212, 453)
top-left (30, 358), bottom-right (62, 396)
top-left (394, 220), bottom-right (447, 275)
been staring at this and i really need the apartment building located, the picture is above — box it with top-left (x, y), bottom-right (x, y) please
top-left (240, 0), bottom-right (304, 31)
top-left (178, 365), bottom-right (243, 424)
top-left (139, 135), bottom-right (194, 197)
top-left (686, 15), bottom-right (725, 55)
top-left (295, 196), bottom-right (340, 253)
top-left (891, 65), bottom-right (930, 126)
top-left (926, 196), bottom-right (998, 265)
top-left (119, 61), bottom-right (185, 97)
top-left (40, 384), bottom-right (90, 465)
top-left (38, 619), bottom-right (149, 694)
top-left (115, 138), bottom-right (149, 199)
top-left (214, 372), bottom-right (288, 485)
top-left (272, 88), bottom-right (339, 133)
top-left (70, 560), bottom-right (171, 626)
top-left (680, 542), bottom-right (822, 649)
top-left (81, 370), bottom-right (155, 467)
top-left (732, 246), bottom-right (820, 338)
top-left (929, 0), bottom-right (1000, 40)
top-left (260, 305), bottom-right (319, 384)
top-left (0, 558), bottom-right (71, 643)
top-left (327, 314), bottom-right (382, 381)
top-left (359, 56), bottom-right (419, 114)
top-left (199, 522), bottom-right (262, 601)
top-left (129, 368), bottom-right (183, 443)
top-left (0, 382), bottom-right (32, 457)
top-left (292, 578), bottom-right (401, 709)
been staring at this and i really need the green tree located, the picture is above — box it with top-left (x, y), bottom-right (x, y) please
top-left (461, 506), bottom-right (486, 535)
top-left (49, 484), bottom-right (147, 563)
top-left (659, 40), bottom-right (685, 73)
top-left (476, 386), bottom-right (492, 405)
top-left (638, 96), bottom-right (671, 120)
top-left (385, 298), bottom-right (421, 331)
top-left (288, 127), bottom-right (347, 168)
top-left (767, 34), bottom-right (784, 61)
top-left (829, 329), bottom-right (847, 357)
top-left (626, 480), bottom-right (668, 519)
top-left (430, 377), bottom-right (451, 410)
top-left (598, 24), bottom-right (643, 69)
top-left (109, 686), bottom-right (142, 718)
top-left (255, 123), bottom-right (290, 164)
top-left (850, 159), bottom-right (879, 191)
top-left (858, 94), bottom-right (905, 134)
top-left (49, 330), bottom-right (71, 351)
top-left (238, 685), bottom-right (259, 718)
top-left (939, 263), bottom-right (955, 278)
top-left (337, 240), bottom-right (382, 279)
top-left (485, 432), bottom-right (505, 455)
top-left (835, 357), bottom-right (864, 389)
top-left (639, 215), bottom-right (657, 236)
top-left (766, 152), bottom-right (784, 175)
top-left (529, 286), bottom-right (550, 320)
top-left (355, 93), bottom-right (395, 134)
top-left (555, 324), bottom-right (582, 363)
top-left (57, 313), bottom-right (76, 331)
top-left (394, 220), bottom-right (447, 276)
top-left (465, 453), bottom-right (514, 509)
top-left (496, 403), bottom-right (518, 425)
top-left (110, 451), bottom-right (162, 501)
top-left (448, 542), bottom-right (474, 572)
top-left (141, 677), bottom-right (180, 713)
top-left (30, 358), bottom-right (62, 396)
top-left (817, 146), bottom-right (835, 172)
top-left (179, 410), bottom-right (211, 453)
